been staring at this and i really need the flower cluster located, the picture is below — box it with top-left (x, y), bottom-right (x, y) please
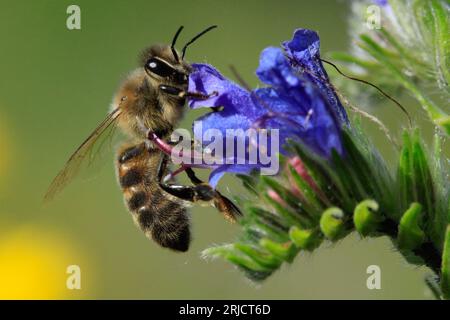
top-left (184, 24), bottom-right (450, 299)
top-left (188, 29), bottom-right (347, 186)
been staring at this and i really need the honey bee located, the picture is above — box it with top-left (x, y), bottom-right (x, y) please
top-left (45, 26), bottom-right (241, 252)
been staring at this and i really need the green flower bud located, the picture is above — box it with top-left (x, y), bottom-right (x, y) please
top-left (320, 207), bottom-right (345, 240)
top-left (353, 199), bottom-right (381, 236)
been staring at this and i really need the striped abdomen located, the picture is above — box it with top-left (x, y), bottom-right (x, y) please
top-left (116, 143), bottom-right (190, 252)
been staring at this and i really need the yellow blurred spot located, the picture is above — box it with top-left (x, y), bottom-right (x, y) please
top-left (0, 226), bottom-right (91, 299)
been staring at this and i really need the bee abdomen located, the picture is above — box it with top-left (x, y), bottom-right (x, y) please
top-left (117, 143), bottom-right (191, 252)
top-left (150, 203), bottom-right (190, 252)
top-left (131, 191), bottom-right (191, 252)
top-left (119, 168), bottom-right (143, 188)
top-left (118, 143), bottom-right (145, 164)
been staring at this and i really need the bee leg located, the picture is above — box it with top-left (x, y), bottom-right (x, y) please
top-left (117, 143), bottom-right (145, 163)
top-left (184, 168), bottom-right (242, 222)
top-left (183, 90), bottom-right (218, 100)
top-left (161, 157), bottom-right (242, 222)
top-left (157, 154), bottom-right (213, 202)
top-left (184, 167), bottom-right (203, 185)
top-left (210, 106), bottom-right (224, 112)
top-left (158, 84), bottom-right (218, 101)
top-left (155, 148), bottom-right (242, 223)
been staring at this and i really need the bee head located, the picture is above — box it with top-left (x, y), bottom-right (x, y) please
top-left (141, 45), bottom-right (190, 86)
top-left (141, 26), bottom-right (217, 86)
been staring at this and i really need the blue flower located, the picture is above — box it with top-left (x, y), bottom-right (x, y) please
top-left (373, 0), bottom-right (388, 6)
top-left (188, 28), bottom-right (347, 186)
top-left (282, 29), bottom-right (348, 124)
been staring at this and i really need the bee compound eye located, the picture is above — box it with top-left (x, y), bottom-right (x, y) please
top-left (145, 58), bottom-right (174, 78)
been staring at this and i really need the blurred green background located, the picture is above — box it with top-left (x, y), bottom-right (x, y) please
top-left (0, 0), bottom-right (440, 299)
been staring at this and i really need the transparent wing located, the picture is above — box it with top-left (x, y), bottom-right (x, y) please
top-left (44, 108), bottom-right (123, 201)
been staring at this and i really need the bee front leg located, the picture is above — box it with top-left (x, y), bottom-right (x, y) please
top-left (158, 84), bottom-right (218, 101)
top-left (185, 91), bottom-right (223, 112)
top-left (183, 90), bottom-right (218, 100)
top-left (183, 90), bottom-right (222, 112)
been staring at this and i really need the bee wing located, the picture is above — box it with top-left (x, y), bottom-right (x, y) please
top-left (44, 108), bottom-right (123, 202)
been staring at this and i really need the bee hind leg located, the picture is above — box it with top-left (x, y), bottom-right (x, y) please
top-left (157, 154), bottom-right (213, 202)
top-left (185, 168), bottom-right (242, 222)
top-left (157, 155), bottom-right (242, 222)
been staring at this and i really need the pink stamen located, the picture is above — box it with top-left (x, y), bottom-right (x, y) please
top-left (287, 156), bottom-right (330, 205)
top-left (268, 189), bottom-right (288, 208)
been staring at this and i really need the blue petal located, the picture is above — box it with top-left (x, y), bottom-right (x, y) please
top-left (253, 86), bottom-right (343, 158)
top-left (373, 0), bottom-right (388, 6)
top-left (282, 29), bottom-right (349, 125)
top-left (193, 110), bottom-right (254, 142)
top-left (256, 47), bottom-right (300, 88)
top-left (209, 165), bottom-right (255, 188)
top-left (188, 63), bottom-right (253, 112)
top-left (282, 29), bottom-right (320, 65)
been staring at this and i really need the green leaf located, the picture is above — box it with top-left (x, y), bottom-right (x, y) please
top-left (410, 131), bottom-right (439, 243)
top-left (359, 34), bottom-right (450, 135)
top-left (289, 226), bottom-right (322, 251)
top-left (242, 221), bottom-right (288, 244)
top-left (330, 150), bottom-right (365, 201)
top-left (341, 132), bottom-right (388, 202)
top-left (377, 28), bottom-right (427, 72)
top-left (287, 165), bottom-right (325, 215)
top-left (263, 192), bottom-right (313, 228)
top-left (261, 175), bottom-right (320, 218)
top-left (241, 206), bottom-right (290, 244)
top-left (234, 243), bottom-right (283, 269)
top-left (398, 131), bottom-right (415, 208)
top-left (435, 116), bottom-right (450, 136)
top-left (259, 239), bottom-right (297, 263)
top-left (411, 131), bottom-right (434, 204)
top-left (285, 141), bottom-right (352, 210)
top-left (202, 245), bottom-right (273, 275)
top-left (328, 51), bottom-right (378, 69)
top-left (441, 225), bottom-right (450, 299)
top-left (422, 0), bottom-right (450, 89)
top-left (425, 274), bottom-right (443, 300)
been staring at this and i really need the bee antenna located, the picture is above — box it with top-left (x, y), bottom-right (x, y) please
top-left (181, 25), bottom-right (217, 60)
top-left (171, 26), bottom-right (184, 63)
